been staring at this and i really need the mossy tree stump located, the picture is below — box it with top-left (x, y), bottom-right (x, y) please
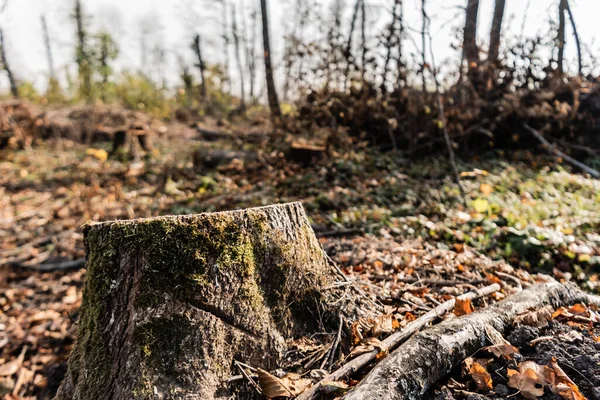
top-left (56, 203), bottom-right (359, 400)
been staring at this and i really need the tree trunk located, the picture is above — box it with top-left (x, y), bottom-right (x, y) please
top-left (396, 0), bottom-right (405, 87)
top-left (557, 0), bottom-right (567, 75)
top-left (382, 0), bottom-right (400, 91)
top-left (260, 0), bottom-right (281, 119)
top-left (248, 7), bottom-right (258, 101)
top-left (221, 1), bottom-right (230, 94)
top-left (360, 0), bottom-right (367, 80)
top-left (231, 4), bottom-right (246, 111)
top-left (420, 0), bottom-right (427, 93)
top-left (74, 0), bottom-right (92, 103)
top-left (344, 0), bottom-right (362, 90)
top-left (55, 203), bottom-right (367, 400)
top-left (565, 0), bottom-right (582, 76)
top-left (192, 34), bottom-right (208, 99)
top-left (343, 281), bottom-right (600, 400)
top-left (487, 0), bottom-right (505, 63)
top-left (0, 28), bottom-right (18, 98)
top-left (41, 15), bottom-right (56, 80)
top-left (463, 0), bottom-right (480, 64)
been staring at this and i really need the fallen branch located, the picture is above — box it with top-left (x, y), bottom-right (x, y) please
top-left (314, 227), bottom-right (364, 238)
top-left (523, 123), bottom-right (600, 178)
top-left (18, 258), bottom-right (86, 272)
top-left (297, 283), bottom-right (500, 400)
top-left (343, 281), bottom-right (600, 400)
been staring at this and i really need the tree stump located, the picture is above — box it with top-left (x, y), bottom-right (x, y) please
top-left (56, 202), bottom-right (361, 400)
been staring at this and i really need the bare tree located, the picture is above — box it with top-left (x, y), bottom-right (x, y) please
top-left (41, 15), bottom-right (56, 80)
top-left (557, 0), bottom-right (566, 75)
top-left (344, 0), bottom-right (362, 89)
top-left (231, 4), bottom-right (246, 110)
top-left (74, 0), bottom-right (92, 102)
top-left (382, 0), bottom-right (401, 90)
top-left (420, 0), bottom-right (427, 92)
top-left (192, 34), bottom-right (208, 99)
top-left (488, 0), bottom-right (505, 63)
top-left (0, 28), bottom-right (18, 98)
top-left (95, 31), bottom-right (118, 102)
top-left (360, 0), bottom-right (367, 79)
top-left (247, 7), bottom-right (258, 100)
top-left (565, 0), bottom-right (582, 76)
top-left (260, 0), bottom-right (281, 119)
top-left (463, 0), bottom-right (480, 64)
top-left (220, 0), bottom-right (231, 94)
top-left (395, 0), bottom-right (405, 87)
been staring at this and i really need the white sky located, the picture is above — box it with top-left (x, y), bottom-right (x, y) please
top-left (0, 0), bottom-right (597, 95)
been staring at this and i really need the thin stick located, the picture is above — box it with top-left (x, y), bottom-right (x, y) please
top-left (424, 10), bottom-right (467, 206)
top-left (297, 283), bottom-right (500, 400)
top-left (234, 361), bottom-right (262, 396)
top-left (523, 123), bottom-right (600, 178)
top-left (327, 314), bottom-right (344, 369)
top-left (16, 258), bottom-right (86, 272)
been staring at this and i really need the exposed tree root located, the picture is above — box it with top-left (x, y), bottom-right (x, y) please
top-left (343, 281), bottom-right (600, 400)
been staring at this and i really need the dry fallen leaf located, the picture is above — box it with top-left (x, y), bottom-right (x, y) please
top-left (257, 368), bottom-right (311, 398)
top-left (0, 376), bottom-right (14, 396)
top-left (463, 357), bottom-right (493, 391)
top-left (545, 357), bottom-right (586, 400)
top-left (484, 324), bottom-right (519, 360)
top-left (453, 298), bottom-right (475, 316)
top-left (347, 337), bottom-right (388, 359)
top-left (514, 306), bottom-right (553, 328)
top-left (351, 314), bottom-right (399, 343)
top-left (507, 361), bottom-right (547, 400)
top-left (480, 183), bottom-right (493, 196)
top-left (0, 347), bottom-right (27, 377)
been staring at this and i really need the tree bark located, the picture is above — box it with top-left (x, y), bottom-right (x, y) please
top-left (0, 28), bottom-right (18, 98)
top-left (55, 203), bottom-right (367, 400)
top-left (192, 34), bottom-right (208, 99)
top-left (343, 281), bottom-right (600, 400)
top-left (565, 0), bottom-right (582, 76)
top-left (231, 4), bottom-right (246, 111)
top-left (344, 0), bottom-right (362, 90)
top-left (41, 15), bottom-right (56, 80)
top-left (360, 0), bottom-right (367, 80)
top-left (74, 0), bottom-right (92, 103)
top-left (420, 0), bottom-right (427, 92)
top-left (463, 0), bottom-right (480, 64)
top-left (260, 0), bottom-right (281, 119)
top-left (557, 0), bottom-right (567, 75)
top-left (487, 0), bottom-right (505, 63)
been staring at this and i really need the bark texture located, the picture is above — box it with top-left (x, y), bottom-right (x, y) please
top-left (343, 281), bottom-right (600, 400)
top-left (463, 0), bottom-right (480, 64)
top-left (0, 28), bottom-right (18, 98)
top-left (557, 0), bottom-right (567, 75)
top-left (56, 202), bottom-right (362, 400)
top-left (260, 0), bottom-right (281, 119)
top-left (487, 0), bottom-right (506, 63)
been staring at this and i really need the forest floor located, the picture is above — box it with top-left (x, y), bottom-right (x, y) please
top-left (1, 124), bottom-right (600, 399)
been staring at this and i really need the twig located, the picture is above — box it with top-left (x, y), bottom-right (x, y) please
top-left (370, 275), bottom-right (486, 286)
top-left (425, 11), bottom-right (467, 206)
top-left (16, 258), bottom-right (86, 272)
top-left (314, 227), bottom-right (364, 238)
top-left (523, 123), bottom-right (600, 178)
top-left (326, 314), bottom-right (344, 369)
top-left (495, 271), bottom-right (524, 291)
top-left (297, 283), bottom-right (500, 400)
top-left (234, 361), bottom-right (262, 396)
